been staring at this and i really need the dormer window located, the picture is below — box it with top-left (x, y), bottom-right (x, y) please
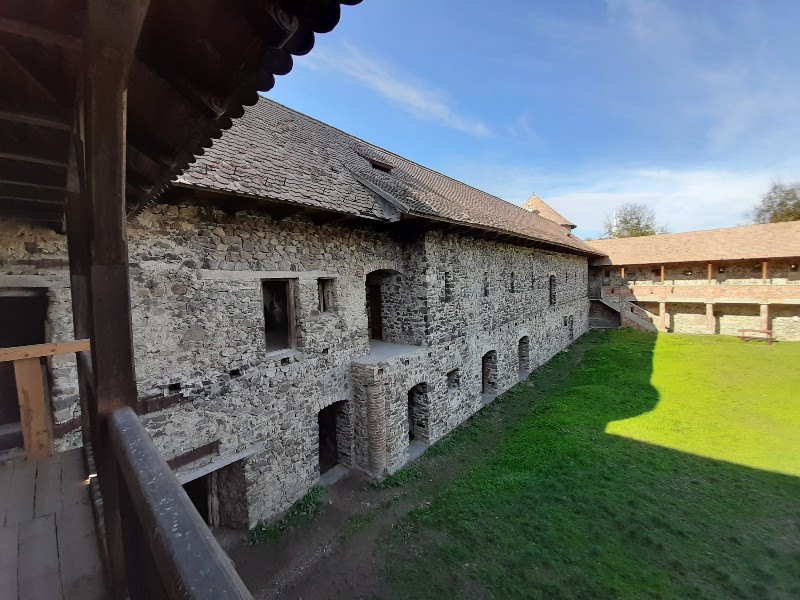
top-left (368, 158), bottom-right (393, 173)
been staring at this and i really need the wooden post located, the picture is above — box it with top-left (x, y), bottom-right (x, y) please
top-left (65, 133), bottom-right (95, 446)
top-left (620, 266), bottom-right (626, 281)
top-left (762, 260), bottom-right (768, 284)
top-left (81, 2), bottom-right (151, 596)
top-left (13, 358), bottom-right (54, 458)
top-left (660, 265), bottom-right (665, 284)
top-left (708, 263), bottom-right (713, 284)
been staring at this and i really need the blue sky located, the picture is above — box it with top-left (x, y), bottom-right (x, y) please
top-left (266, 0), bottom-right (800, 239)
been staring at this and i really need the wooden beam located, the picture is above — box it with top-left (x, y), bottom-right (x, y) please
top-left (13, 357), bottom-right (54, 458)
top-left (0, 109), bottom-right (71, 131)
top-left (708, 262), bottom-right (713, 283)
top-left (0, 196), bottom-right (62, 205)
top-left (0, 17), bottom-right (81, 50)
top-left (0, 151), bottom-right (67, 168)
top-left (0, 43), bottom-right (62, 110)
top-left (0, 177), bottom-right (65, 190)
top-left (82, 3), bottom-right (151, 595)
top-left (762, 260), bottom-right (768, 283)
top-left (660, 265), bottom-right (665, 284)
top-left (0, 340), bottom-right (90, 363)
top-left (0, 207), bottom-right (62, 222)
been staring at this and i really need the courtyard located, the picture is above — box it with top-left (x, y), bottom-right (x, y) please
top-left (231, 329), bottom-right (800, 599)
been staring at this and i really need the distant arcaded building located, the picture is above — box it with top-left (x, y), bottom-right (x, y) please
top-left (586, 222), bottom-right (800, 340)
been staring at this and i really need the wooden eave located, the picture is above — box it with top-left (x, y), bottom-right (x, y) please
top-left (0, 0), bottom-right (363, 229)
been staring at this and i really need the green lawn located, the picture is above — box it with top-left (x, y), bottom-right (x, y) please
top-left (382, 330), bottom-right (800, 599)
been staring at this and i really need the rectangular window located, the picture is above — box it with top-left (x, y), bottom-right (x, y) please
top-left (510, 271), bottom-right (515, 293)
top-left (549, 274), bottom-right (556, 306)
top-left (443, 271), bottom-right (453, 302)
top-left (446, 369), bottom-right (460, 393)
top-left (318, 278), bottom-right (334, 312)
top-left (483, 272), bottom-right (490, 297)
top-left (262, 279), bottom-right (295, 352)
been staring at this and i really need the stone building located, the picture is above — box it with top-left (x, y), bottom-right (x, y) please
top-left (0, 98), bottom-right (597, 527)
top-left (587, 222), bottom-right (800, 340)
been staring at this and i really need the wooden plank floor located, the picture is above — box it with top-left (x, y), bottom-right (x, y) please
top-left (0, 448), bottom-right (109, 599)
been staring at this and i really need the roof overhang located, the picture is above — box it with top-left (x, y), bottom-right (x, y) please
top-left (0, 0), bottom-right (362, 229)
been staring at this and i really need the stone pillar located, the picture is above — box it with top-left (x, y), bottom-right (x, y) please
top-left (760, 304), bottom-right (770, 331)
top-left (366, 382), bottom-right (387, 475)
top-left (658, 302), bottom-right (667, 331)
top-left (706, 303), bottom-right (715, 334)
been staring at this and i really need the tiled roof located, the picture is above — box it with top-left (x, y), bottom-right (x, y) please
top-left (176, 98), bottom-right (597, 255)
top-left (522, 195), bottom-right (576, 229)
top-left (587, 221), bottom-right (800, 266)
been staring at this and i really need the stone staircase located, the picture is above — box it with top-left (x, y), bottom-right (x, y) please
top-left (591, 298), bottom-right (657, 333)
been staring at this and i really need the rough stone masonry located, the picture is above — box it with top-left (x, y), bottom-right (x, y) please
top-left (0, 201), bottom-right (588, 526)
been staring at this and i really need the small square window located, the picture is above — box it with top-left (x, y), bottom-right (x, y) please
top-left (447, 369), bottom-right (460, 392)
top-left (318, 278), bottom-right (335, 312)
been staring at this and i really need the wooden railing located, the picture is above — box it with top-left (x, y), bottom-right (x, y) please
top-left (109, 407), bottom-right (252, 599)
top-left (0, 339), bottom-right (90, 458)
top-left (0, 341), bottom-right (252, 599)
top-left (603, 284), bottom-right (800, 304)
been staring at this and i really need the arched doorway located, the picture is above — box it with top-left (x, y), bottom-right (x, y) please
top-left (518, 336), bottom-right (531, 377)
top-left (482, 350), bottom-right (498, 397)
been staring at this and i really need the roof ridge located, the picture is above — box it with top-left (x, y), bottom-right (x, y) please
top-left (589, 219), bottom-right (800, 243)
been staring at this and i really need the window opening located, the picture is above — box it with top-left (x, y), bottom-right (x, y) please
top-left (318, 278), bottom-right (334, 312)
top-left (446, 369), bottom-right (460, 393)
top-left (262, 279), bottom-right (294, 352)
top-left (443, 272), bottom-right (453, 302)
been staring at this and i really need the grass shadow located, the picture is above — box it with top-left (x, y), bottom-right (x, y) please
top-left (381, 329), bottom-right (800, 599)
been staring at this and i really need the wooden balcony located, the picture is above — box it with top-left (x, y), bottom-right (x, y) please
top-left (0, 341), bottom-right (252, 599)
top-left (602, 284), bottom-right (800, 305)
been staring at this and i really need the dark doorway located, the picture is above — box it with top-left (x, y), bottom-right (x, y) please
top-left (0, 294), bottom-right (47, 430)
top-left (407, 383), bottom-right (429, 443)
top-left (518, 336), bottom-right (531, 376)
top-left (367, 283), bottom-right (383, 340)
top-left (482, 350), bottom-right (498, 395)
top-left (183, 474), bottom-right (213, 525)
top-left (318, 402), bottom-right (342, 474)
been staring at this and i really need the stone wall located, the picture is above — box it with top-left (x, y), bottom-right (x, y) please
top-left (1, 202), bottom-right (589, 525)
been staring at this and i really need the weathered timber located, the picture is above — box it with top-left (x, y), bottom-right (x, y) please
top-left (13, 357), bottom-right (54, 458)
top-left (109, 407), bottom-right (252, 600)
top-left (0, 339), bottom-right (90, 362)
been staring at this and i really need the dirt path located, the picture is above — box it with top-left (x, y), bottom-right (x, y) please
top-left (227, 339), bottom-right (598, 599)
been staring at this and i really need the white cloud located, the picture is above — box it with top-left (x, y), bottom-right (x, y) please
top-left (439, 158), bottom-right (800, 239)
top-left (302, 42), bottom-right (490, 137)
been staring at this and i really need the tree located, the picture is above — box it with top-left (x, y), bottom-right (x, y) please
top-left (749, 182), bottom-right (800, 224)
top-left (601, 203), bottom-right (668, 238)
